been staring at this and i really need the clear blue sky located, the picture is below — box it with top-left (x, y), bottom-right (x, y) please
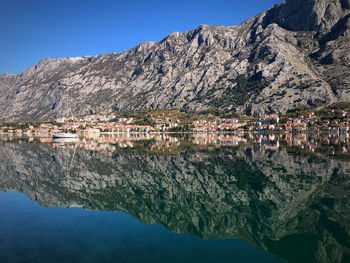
top-left (0, 0), bottom-right (282, 74)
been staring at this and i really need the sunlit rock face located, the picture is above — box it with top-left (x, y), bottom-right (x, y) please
top-left (0, 140), bottom-right (349, 263)
top-left (0, 0), bottom-right (350, 121)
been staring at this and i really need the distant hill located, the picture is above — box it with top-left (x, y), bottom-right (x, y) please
top-left (1, 0), bottom-right (350, 121)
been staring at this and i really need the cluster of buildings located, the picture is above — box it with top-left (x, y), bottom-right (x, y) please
top-left (250, 111), bottom-right (350, 133)
top-left (255, 113), bottom-right (320, 132)
top-left (0, 114), bottom-right (154, 136)
top-left (192, 118), bottom-right (245, 133)
top-left (55, 114), bottom-right (116, 124)
top-left (0, 123), bottom-right (61, 136)
top-left (58, 113), bottom-right (180, 133)
top-left (1, 109), bottom-right (350, 136)
top-left (188, 110), bottom-right (350, 134)
top-left (56, 114), bottom-right (154, 133)
top-left (143, 114), bottom-right (180, 131)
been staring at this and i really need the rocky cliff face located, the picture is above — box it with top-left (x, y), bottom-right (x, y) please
top-left (0, 141), bottom-right (349, 262)
top-left (1, 0), bottom-right (350, 121)
top-left (265, 0), bottom-right (350, 32)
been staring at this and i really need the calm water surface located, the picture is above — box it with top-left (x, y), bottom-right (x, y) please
top-left (0, 133), bottom-right (349, 263)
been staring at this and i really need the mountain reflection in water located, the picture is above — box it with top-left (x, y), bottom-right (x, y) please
top-left (0, 133), bottom-right (350, 263)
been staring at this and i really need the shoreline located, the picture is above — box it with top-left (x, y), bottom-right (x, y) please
top-left (0, 129), bottom-right (348, 138)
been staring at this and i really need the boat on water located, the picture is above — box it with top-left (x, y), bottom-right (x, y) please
top-left (52, 132), bottom-right (78, 139)
top-left (53, 107), bottom-right (78, 140)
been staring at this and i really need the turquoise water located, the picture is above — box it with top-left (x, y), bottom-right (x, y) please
top-left (0, 134), bottom-right (349, 262)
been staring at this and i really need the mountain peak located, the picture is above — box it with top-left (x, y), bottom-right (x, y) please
top-left (264, 0), bottom-right (350, 32)
top-left (0, 0), bottom-right (350, 121)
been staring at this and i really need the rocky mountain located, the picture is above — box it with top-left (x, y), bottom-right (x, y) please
top-left (1, 0), bottom-right (350, 121)
top-left (0, 140), bottom-right (350, 262)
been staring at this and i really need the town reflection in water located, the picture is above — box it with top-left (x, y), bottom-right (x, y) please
top-left (0, 132), bottom-right (350, 263)
top-left (1, 132), bottom-right (350, 158)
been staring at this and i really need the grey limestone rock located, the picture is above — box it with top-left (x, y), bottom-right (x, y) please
top-left (0, 0), bottom-right (350, 121)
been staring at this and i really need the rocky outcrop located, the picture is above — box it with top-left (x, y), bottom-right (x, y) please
top-left (0, 141), bottom-right (349, 262)
top-left (0, 0), bottom-right (350, 121)
top-left (264, 0), bottom-right (350, 32)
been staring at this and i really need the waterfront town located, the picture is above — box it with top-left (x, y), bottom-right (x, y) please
top-left (0, 106), bottom-right (350, 136)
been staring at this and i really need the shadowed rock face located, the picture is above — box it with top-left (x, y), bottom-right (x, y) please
top-left (0, 0), bottom-right (350, 121)
top-left (0, 141), bottom-right (349, 263)
top-left (265, 0), bottom-right (350, 32)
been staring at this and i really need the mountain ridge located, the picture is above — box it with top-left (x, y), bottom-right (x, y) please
top-left (1, 0), bottom-right (350, 121)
